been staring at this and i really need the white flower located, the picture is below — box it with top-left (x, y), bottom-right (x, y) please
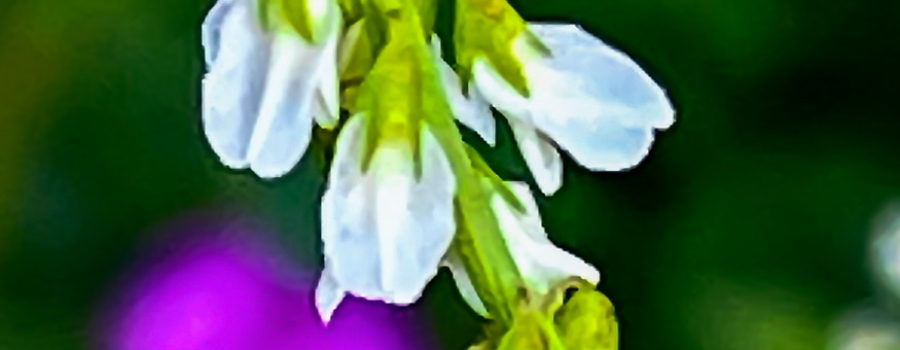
top-left (315, 114), bottom-right (457, 322)
top-left (446, 181), bottom-right (600, 317)
top-left (470, 24), bottom-right (675, 195)
top-left (201, 0), bottom-right (342, 178)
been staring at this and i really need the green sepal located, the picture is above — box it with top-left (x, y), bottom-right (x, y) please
top-left (353, 0), bottom-right (435, 174)
top-left (411, 0), bottom-right (438, 35)
top-left (353, 42), bottom-right (423, 173)
top-left (263, 0), bottom-right (337, 43)
top-left (259, 0), bottom-right (273, 30)
top-left (338, 0), bottom-right (364, 24)
top-left (282, 0), bottom-right (317, 41)
top-left (339, 17), bottom-right (386, 113)
top-left (454, 0), bottom-right (532, 97)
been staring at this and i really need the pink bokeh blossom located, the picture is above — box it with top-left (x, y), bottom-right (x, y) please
top-left (99, 217), bottom-right (433, 350)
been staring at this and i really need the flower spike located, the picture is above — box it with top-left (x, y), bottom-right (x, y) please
top-left (199, 0), bottom-right (668, 347)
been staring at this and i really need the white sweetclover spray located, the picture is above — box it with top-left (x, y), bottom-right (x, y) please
top-left (201, 0), bottom-right (674, 347)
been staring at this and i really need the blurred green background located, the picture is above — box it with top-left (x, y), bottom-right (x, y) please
top-left (1, 0), bottom-right (899, 349)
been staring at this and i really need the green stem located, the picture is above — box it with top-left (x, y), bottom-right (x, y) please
top-left (364, 0), bottom-right (525, 328)
top-left (404, 0), bottom-right (524, 326)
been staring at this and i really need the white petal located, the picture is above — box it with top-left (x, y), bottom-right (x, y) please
top-left (428, 34), bottom-right (443, 57)
top-left (246, 33), bottom-right (330, 178)
top-left (446, 75), bottom-right (497, 146)
top-left (443, 250), bottom-right (489, 317)
top-left (369, 142), bottom-right (419, 300)
top-left (492, 182), bottom-right (600, 295)
top-left (462, 86), bottom-right (496, 145)
top-left (431, 36), bottom-right (496, 145)
top-left (471, 57), bottom-right (530, 124)
top-left (312, 93), bottom-right (330, 129)
top-left (313, 38), bottom-right (340, 129)
top-left (315, 266), bottom-right (346, 324)
top-left (374, 128), bottom-right (457, 302)
top-left (509, 120), bottom-right (562, 196)
top-left (321, 114), bottom-right (379, 296)
top-left (201, 0), bottom-right (235, 68)
top-left (313, 5), bottom-right (342, 129)
top-left (523, 23), bottom-right (675, 171)
top-left (321, 117), bottom-right (456, 305)
top-left (201, 0), bottom-right (270, 169)
top-left (400, 128), bottom-right (457, 296)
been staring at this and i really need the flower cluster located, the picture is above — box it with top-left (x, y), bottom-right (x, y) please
top-left (201, 0), bottom-right (673, 347)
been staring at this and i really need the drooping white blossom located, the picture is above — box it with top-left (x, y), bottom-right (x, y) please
top-left (202, 0), bottom-right (342, 178)
top-left (471, 24), bottom-right (675, 195)
top-left (316, 114), bottom-right (457, 322)
top-left (446, 181), bottom-right (600, 317)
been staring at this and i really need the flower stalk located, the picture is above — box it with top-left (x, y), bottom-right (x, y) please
top-left (362, 0), bottom-right (524, 324)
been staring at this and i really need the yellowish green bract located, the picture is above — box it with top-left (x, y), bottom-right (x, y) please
top-left (555, 289), bottom-right (619, 350)
top-left (259, 0), bottom-right (318, 41)
top-left (469, 278), bottom-right (618, 350)
top-left (454, 0), bottom-right (534, 96)
top-left (282, 0), bottom-right (318, 41)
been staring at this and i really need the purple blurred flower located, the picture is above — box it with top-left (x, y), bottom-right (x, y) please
top-left (99, 217), bottom-right (433, 350)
